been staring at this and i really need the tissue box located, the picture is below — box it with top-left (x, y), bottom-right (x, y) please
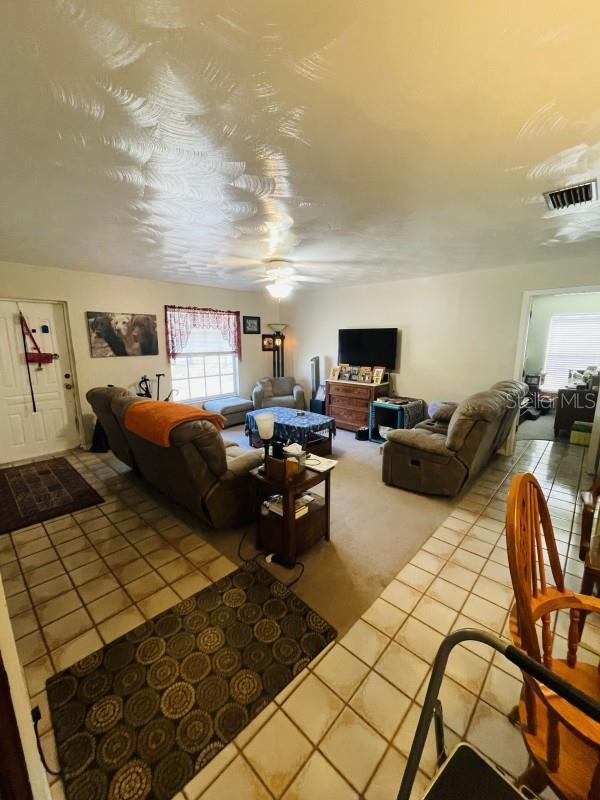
top-left (267, 456), bottom-right (304, 482)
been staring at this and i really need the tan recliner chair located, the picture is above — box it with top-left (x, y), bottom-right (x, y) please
top-left (86, 388), bottom-right (262, 528)
top-left (252, 377), bottom-right (305, 410)
top-left (382, 381), bottom-right (527, 496)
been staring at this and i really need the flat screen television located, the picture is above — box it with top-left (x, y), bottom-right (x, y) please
top-left (338, 328), bottom-right (398, 369)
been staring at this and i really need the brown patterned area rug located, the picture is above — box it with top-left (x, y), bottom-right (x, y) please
top-left (0, 457), bottom-right (103, 535)
top-left (46, 562), bottom-right (337, 800)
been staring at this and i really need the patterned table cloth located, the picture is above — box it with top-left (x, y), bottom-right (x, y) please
top-left (245, 406), bottom-right (336, 448)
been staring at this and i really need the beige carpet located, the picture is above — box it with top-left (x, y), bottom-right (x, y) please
top-left (210, 427), bottom-right (455, 635)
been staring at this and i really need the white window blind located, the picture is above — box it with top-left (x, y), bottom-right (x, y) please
top-left (543, 313), bottom-right (600, 390)
top-left (171, 328), bottom-right (238, 401)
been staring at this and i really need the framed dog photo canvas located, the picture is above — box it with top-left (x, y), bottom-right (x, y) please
top-left (86, 312), bottom-right (158, 357)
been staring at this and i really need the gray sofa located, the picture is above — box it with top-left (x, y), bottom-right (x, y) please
top-left (86, 387), bottom-right (262, 528)
top-left (382, 381), bottom-right (527, 496)
top-left (252, 377), bottom-right (305, 410)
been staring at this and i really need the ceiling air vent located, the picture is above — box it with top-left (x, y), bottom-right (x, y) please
top-left (544, 179), bottom-right (597, 211)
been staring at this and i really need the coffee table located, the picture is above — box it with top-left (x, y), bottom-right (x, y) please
top-left (245, 407), bottom-right (336, 455)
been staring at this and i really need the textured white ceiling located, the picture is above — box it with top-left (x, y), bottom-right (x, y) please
top-left (2, 1), bottom-right (600, 290)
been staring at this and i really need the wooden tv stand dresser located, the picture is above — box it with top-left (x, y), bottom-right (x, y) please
top-left (326, 380), bottom-right (389, 431)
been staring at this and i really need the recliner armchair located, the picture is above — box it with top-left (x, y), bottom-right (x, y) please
top-left (252, 377), bottom-right (305, 410)
top-left (382, 380), bottom-right (527, 496)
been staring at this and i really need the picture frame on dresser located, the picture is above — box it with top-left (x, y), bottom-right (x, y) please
top-left (372, 366), bottom-right (386, 385)
top-left (329, 366), bottom-right (341, 380)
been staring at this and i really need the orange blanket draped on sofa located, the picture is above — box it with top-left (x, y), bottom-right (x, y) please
top-left (124, 400), bottom-right (225, 448)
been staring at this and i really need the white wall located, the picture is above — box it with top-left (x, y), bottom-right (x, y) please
top-left (523, 291), bottom-right (600, 375)
top-left (0, 580), bottom-right (52, 800)
top-left (284, 257), bottom-right (600, 404)
top-left (0, 261), bottom-right (278, 440)
top-left (3, 256), bottom-right (600, 420)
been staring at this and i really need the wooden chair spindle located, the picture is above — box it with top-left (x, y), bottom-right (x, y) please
top-left (566, 609), bottom-right (579, 669)
top-left (541, 613), bottom-right (553, 669)
top-left (547, 708), bottom-right (560, 773)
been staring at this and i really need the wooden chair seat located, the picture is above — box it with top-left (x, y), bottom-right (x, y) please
top-left (543, 661), bottom-right (600, 743)
top-left (519, 690), bottom-right (600, 800)
top-left (509, 606), bottom-right (600, 746)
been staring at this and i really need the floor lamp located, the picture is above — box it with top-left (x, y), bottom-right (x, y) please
top-left (268, 323), bottom-right (288, 378)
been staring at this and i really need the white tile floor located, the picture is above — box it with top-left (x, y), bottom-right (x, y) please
top-left (1, 439), bottom-right (598, 799)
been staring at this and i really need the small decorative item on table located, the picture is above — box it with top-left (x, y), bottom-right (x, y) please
top-left (338, 363), bottom-right (351, 380)
top-left (359, 366), bottom-right (373, 383)
top-left (329, 366), bottom-right (341, 380)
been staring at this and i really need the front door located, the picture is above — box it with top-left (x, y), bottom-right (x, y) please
top-left (0, 300), bottom-right (80, 463)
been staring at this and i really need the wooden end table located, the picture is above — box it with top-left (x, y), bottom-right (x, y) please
top-left (249, 466), bottom-right (332, 567)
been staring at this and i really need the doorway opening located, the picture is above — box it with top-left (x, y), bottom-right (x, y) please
top-left (0, 299), bottom-right (81, 464)
top-left (517, 291), bottom-right (600, 444)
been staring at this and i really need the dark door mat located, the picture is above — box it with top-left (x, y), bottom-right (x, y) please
top-left (46, 562), bottom-right (337, 800)
top-left (0, 457), bottom-right (104, 535)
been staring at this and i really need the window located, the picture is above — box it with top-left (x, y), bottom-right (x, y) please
top-left (543, 313), bottom-right (600, 390)
top-left (165, 305), bottom-right (242, 401)
top-left (171, 328), bottom-right (238, 401)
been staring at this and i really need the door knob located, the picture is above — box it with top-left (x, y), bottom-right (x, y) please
top-left (64, 383), bottom-right (73, 390)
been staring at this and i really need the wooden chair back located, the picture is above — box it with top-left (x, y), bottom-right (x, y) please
top-left (505, 472), bottom-right (566, 668)
top-left (505, 472), bottom-right (600, 799)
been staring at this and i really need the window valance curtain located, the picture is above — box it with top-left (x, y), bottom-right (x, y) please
top-left (165, 305), bottom-right (242, 361)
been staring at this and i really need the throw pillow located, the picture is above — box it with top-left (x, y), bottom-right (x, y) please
top-left (259, 378), bottom-right (273, 398)
top-left (430, 402), bottom-right (458, 422)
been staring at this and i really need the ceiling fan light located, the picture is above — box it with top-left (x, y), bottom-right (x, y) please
top-left (266, 282), bottom-right (293, 299)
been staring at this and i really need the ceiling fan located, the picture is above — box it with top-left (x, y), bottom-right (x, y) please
top-left (251, 259), bottom-right (332, 299)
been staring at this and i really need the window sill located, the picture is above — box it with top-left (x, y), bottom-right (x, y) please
top-left (180, 393), bottom-right (238, 405)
